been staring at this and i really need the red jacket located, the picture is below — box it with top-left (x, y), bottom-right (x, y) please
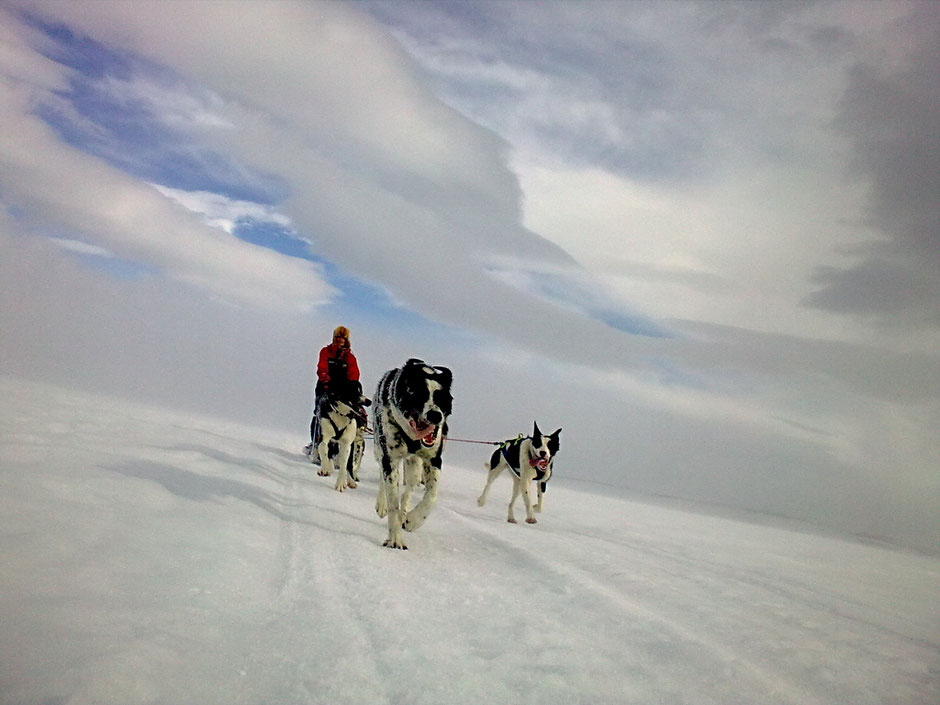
top-left (317, 344), bottom-right (360, 389)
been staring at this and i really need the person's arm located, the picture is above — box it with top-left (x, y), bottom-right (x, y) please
top-left (317, 347), bottom-right (331, 386)
top-left (346, 351), bottom-right (360, 382)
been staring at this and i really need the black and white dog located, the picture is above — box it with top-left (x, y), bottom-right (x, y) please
top-left (373, 358), bottom-right (453, 549)
top-left (315, 379), bottom-right (371, 492)
top-left (477, 422), bottom-right (561, 524)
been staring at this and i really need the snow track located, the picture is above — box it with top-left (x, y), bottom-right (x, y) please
top-left (445, 506), bottom-right (826, 705)
top-left (1, 381), bottom-right (937, 705)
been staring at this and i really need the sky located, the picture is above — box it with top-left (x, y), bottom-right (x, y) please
top-left (0, 0), bottom-right (937, 554)
top-left (2, 378), bottom-right (937, 704)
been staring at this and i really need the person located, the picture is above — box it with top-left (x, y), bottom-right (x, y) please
top-left (305, 326), bottom-right (361, 463)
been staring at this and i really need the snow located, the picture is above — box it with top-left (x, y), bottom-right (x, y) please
top-left (1, 377), bottom-right (937, 705)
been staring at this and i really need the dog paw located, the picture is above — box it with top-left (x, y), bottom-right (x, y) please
top-left (347, 480), bottom-right (357, 489)
top-left (507, 517), bottom-right (517, 524)
top-left (403, 514), bottom-right (420, 532)
top-left (477, 497), bottom-right (486, 506)
top-left (317, 469), bottom-right (330, 477)
top-left (382, 539), bottom-right (408, 550)
top-left (526, 517), bottom-right (537, 524)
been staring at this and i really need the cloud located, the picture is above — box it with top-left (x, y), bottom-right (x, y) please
top-left (0, 51), bottom-right (333, 311)
top-left (49, 237), bottom-right (114, 258)
top-left (485, 257), bottom-right (673, 338)
top-left (803, 2), bottom-right (939, 327)
top-left (367, 1), bottom-right (885, 186)
top-left (805, 257), bottom-right (939, 322)
top-left (366, 0), bottom-right (706, 182)
top-left (2, 1), bottom-right (937, 551)
top-left (33, 57), bottom-right (282, 204)
top-left (7, 0), bottom-right (936, 395)
top-left (153, 185), bottom-right (292, 235)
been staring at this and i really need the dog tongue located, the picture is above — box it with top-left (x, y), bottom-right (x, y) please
top-left (530, 458), bottom-right (549, 470)
top-left (410, 419), bottom-right (435, 440)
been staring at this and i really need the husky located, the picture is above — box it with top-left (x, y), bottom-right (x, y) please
top-left (477, 422), bottom-right (561, 524)
top-left (314, 379), bottom-right (371, 492)
top-left (373, 359), bottom-right (453, 549)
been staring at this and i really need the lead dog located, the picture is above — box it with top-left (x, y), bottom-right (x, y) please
top-left (477, 422), bottom-right (561, 524)
top-left (373, 358), bottom-right (453, 549)
top-left (315, 379), bottom-right (371, 492)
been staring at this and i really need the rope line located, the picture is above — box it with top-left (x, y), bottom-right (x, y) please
top-left (447, 437), bottom-right (501, 446)
top-left (362, 433), bottom-right (499, 446)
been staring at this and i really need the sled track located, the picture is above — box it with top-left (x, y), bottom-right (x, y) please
top-left (265, 465), bottom-right (393, 704)
top-left (444, 504), bottom-right (827, 705)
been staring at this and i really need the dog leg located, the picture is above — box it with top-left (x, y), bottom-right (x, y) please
top-left (401, 456), bottom-right (422, 514)
top-left (316, 435), bottom-right (333, 477)
top-left (520, 473), bottom-right (537, 524)
top-left (535, 483), bottom-right (544, 513)
top-left (375, 454), bottom-right (391, 518)
top-left (404, 461), bottom-right (439, 533)
top-left (477, 461), bottom-right (504, 507)
top-left (333, 441), bottom-right (353, 492)
top-left (334, 424), bottom-right (358, 491)
top-left (507, 476), bottom-right (522, 523)
top-left (375, 482), bottom-right (388, 518)
top-left (349, 433), bottom-right (364, 483)
top-left (380, 460), bottom-right (406, 549)
top-left (384, 487), bottom-right (406, 549)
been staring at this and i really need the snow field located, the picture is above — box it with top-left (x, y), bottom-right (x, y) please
top-left (1, 378), bottom-right (937, 704)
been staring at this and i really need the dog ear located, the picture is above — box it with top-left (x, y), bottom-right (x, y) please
top-left (533, 420), bottom-right (542, 439)
top-left (551, 428), bottom-right (562, 438)
top-left (432, 366), bottom-right (452, 385)
top-left (405, 358), bottom-right (425, 367)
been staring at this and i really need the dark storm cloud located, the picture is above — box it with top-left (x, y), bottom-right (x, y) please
top-left (806, 3), bottom-right (939, 322)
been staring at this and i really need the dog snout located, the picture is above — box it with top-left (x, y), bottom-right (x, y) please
top-left (425, 409), bottom-right (442, 425)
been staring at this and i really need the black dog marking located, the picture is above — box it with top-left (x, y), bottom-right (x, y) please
top-left (478, 422), bottom-right (561, 524)
top-left (373, 358), bottom-right (453, 549)
top-left (316, 379), bottom-right (371, 492)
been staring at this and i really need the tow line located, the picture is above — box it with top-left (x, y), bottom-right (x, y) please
top-left (362, 432), bottom-right (498, 446)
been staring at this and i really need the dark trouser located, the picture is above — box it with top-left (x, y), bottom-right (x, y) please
top-left (310, 395), bottom-right (325, 444)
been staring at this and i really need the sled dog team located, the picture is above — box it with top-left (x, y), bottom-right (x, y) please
top-left (309, 356), bottom-right (561, 550)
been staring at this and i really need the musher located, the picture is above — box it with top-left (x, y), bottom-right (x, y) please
top-left (304, 325), bottom-right (361, 464)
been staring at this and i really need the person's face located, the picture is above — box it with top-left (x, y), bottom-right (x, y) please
top-left (333, 334), bottom-right (347, 347)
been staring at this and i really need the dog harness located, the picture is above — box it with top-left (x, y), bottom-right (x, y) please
top-left (501, 436), bottom-right (551, 481)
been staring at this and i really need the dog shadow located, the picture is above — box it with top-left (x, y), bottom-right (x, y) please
top-left (107, 446), bottom-right (375, 539)
top-left (252, 442), bottom-right (307, 465)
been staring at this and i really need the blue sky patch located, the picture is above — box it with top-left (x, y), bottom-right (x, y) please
top-left (233, 220), bottom-right (315, 261)
top-left (23, 13), bottom-right (134, 80)
top-left (29, 16), bottom-right (286, 205)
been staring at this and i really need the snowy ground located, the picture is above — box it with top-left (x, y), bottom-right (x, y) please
top-left (1, 377), bottom-right (937, 705)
